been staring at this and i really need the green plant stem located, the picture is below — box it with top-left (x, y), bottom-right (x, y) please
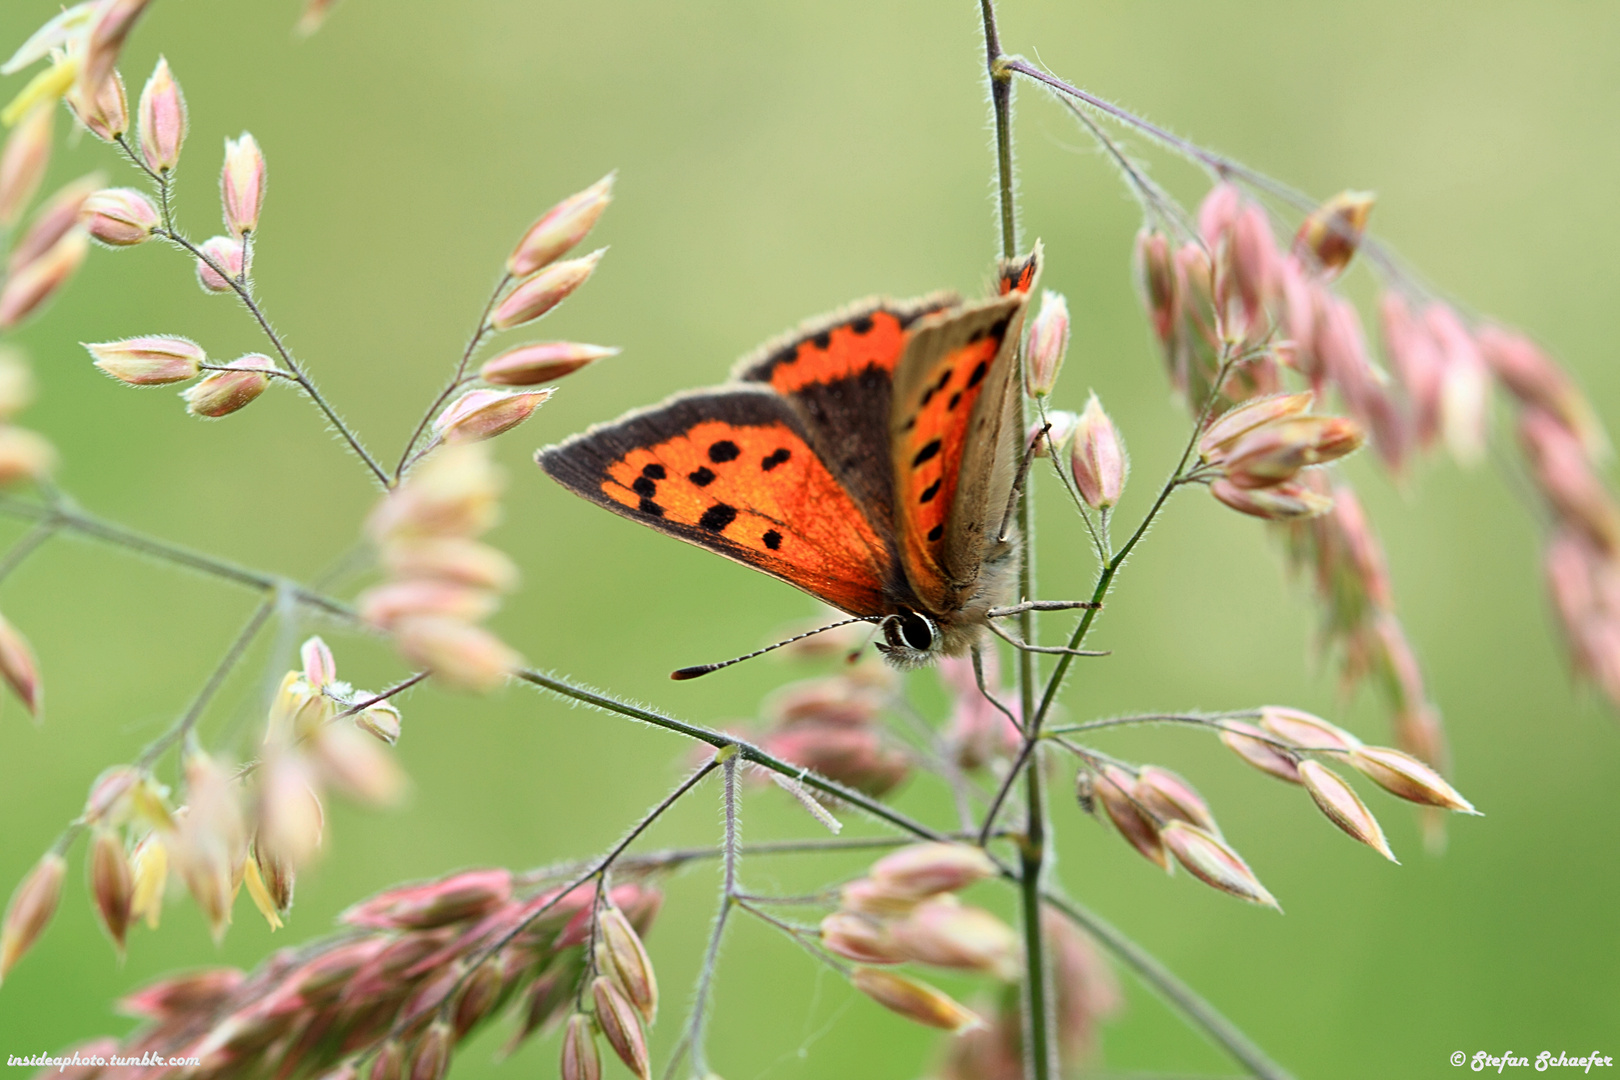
top-left (0, 494), bottom-right (355, 619)
top-left (136, 597), bottom-right (275, 769)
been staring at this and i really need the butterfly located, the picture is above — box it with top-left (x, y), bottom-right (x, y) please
top-left (538, 246), bottom-right (1048, 674)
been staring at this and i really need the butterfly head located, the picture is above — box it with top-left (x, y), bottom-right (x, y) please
top-left (874, 608), bottom-right (942, 669)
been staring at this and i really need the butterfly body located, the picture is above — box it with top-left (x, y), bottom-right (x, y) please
top-left (538, 248), bottom-right (1041, 669)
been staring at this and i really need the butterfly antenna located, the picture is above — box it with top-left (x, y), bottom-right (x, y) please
top-left (671, 617), bottom-right (874, 680)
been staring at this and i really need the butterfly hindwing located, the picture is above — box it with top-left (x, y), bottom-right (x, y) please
top-left (732, 294), bottom-right (957, 526)
top-left (538, 387), bottom-right (896, 618)
top-left (887, 293), bottom-right (1029, 613)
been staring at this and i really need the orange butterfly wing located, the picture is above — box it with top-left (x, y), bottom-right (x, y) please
top-left (538, 388), bottom-right (896, 618)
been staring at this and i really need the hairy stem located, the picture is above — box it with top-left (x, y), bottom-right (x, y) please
top-left (687, 756), bottom-right (740, 1077)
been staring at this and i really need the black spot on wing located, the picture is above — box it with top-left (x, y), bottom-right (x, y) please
top-left (934, 368), bottom-right (953, 392)
top-left (632, 476), bottom-right (657, 498)
top-left (641, 463), bottom-right (666, 479)
top-left (919, 478), bottom-right (941, 504)
top-left (912, 439), bottom-right (942, 467)
top-left (967, 360), bottom-right (988, 388)
top-left (708, 440), bottom-right (740, 463)
top-left (761, 447), bottom-right (791, 471)
top-left (762, 529), bottom-right (782, 550)
top-left (699, 503), bottom-right (738, 533)
top-left (850, 315), bottom-right (873, 334)
top-left (947, 391), bottom-right (961, 411)
top-left (927, 524), bottom-right (943, 541)
top-left (689, 466), bottom-right (716, 487)
top-left (639, 499), bottom-right (665, 518)
top-left (811, 330), bottom-right (831, 349)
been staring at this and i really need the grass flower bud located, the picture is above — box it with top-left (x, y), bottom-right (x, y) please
top-left (1220, 416), bottom-right (1365, 489)
top-left (849, 967), bottom-right (984, 1032)
top-left (360, 580), bottom-right (499, 629)
top-left (0, 103), bottom-right (52, 227)
top-left (1297, 759), bottom-right (1395, 861)
top-left (195, 234), bottom-right (245, 292)
top-left (3, 5), bottom-right (98, 77)
top-left (82, 186), bottom-right (159, 246)
top-left (87, 335), bottom-right (204, 385)
top-left (1029, 408), bottom-right (1078, 459)
top-left (1160, 822), bottom-right (1279, 909)
top-left (221, 132), bottom-right (266, 236)
top-left (64, 67), bottom-right (128, 143)
top-left (1094, 764), bottom-right (1168, 871)
top-left (1132, 766), bottom-right (1217, 833)
top-left (369, 443), bottom-right (503, 541)
top-left (0, 350), bottom-right (30, 422)
top-left (343, 868), bottom-right (512, 930)
top-left (171, 753), bottom-right (247, 942)
top-left (1230, 202), bottom-right (1279, 323)
top-left (1348, 745), bottom-right (1477, 814)
top-left (1134, 229), bottom-right (1179, 344)
top-left (1199, 392), bottom-right (1315, 463)
top-left (0, 227), bottom-right (88, 329)
top-left (479, 341), bottom-right (618, 386)
top-left (80, 0), bottom-right (154, 106)
top-left (432, 387), bottom-right (553, 443)
top-left (560, 1014), bottom-right (601, 1080)
top-left (508, 173), bottom-right (614, 277)
top-left (1520, 409), bottom-right (1620, 553)
top-left (258, 752), bottom-right (324, 867)
top-left (1024, 290), bottom-right (1069, 397)
top-left (1259, 706), bottom-right (1361, 753)
top-left (89, 827), bottom-right (134, 952)
top-left (1293, 190), bottom-right (1374, 280)
top-left (300, 635), bottom-right (337, 689)
top-left (136, 56), bottom-right (186, 174)
top-left (760, 723), bottom-right (910, 797)
top-left (369, 1041), bottom-right (405, 1080)
top-left (182, 354), bottom-right (276, 417)
top-left (1210, 478), bottom-right (1334, 521)
top-left (118, 968), bottom-right (244, 1021)
top-left (0, 611), bottom-right (41, 716)
top-left (311, 724), bottom-right (406, 807)
top-left (128, 832), bottom-right (167, 929)
top-left (597, 905), bottom-right (658, 1021)
top-left (839, 877), bottom-right (922, 917)
top-left (10, 175), bottom-right (103, 273)
top-left (490, 249), bottom-right (603, 331)
top-left (1218, 721), bottom-right (1303, 783)
top-left (253, 842), bottom-right (296, 914)
top-left (590, 977), bottom-right (650, 1080)
top-left (83, 765), bottom-right (142, 826)
top-left (888, 899), bottom-right (1021, 981)
top-left (870, 842), bottom-right (996, 898)
top-left (1477, 325), bottom-right (1605, 459)
top-left (407, 1020), bottom-right (452, 1080)
top-left (357, 700), bottom-right (402, 744)
top-left (1, 852), bottom-right (66, 983)
top-left (381, 537), bottom-right (518, 592)
top-left (1069, 393), bottom-right (1127, 509)
top-left (819, 911), bottom-right (904, 964)
top-left (239, 854), bottom-right (284, 928)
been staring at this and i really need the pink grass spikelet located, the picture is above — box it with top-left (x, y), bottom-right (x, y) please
top-left (221, 133), bottom-right (267, 236)
top-left (1297, 759), bottom-right (1396, 861)
top-left (489, 249), bottom-right (604, 331)
top-left (182, 354), bottom-right (277, 418)
top-left (869, 842), bottom-right (997, 899)
top-left (89, 827), bottom-right (134, 952)
top-left (849, 966), bottom-right (985, 1033)
top-left (0, 852), bottom-right (66, 984)
top-left (820, 910), bottom-right (905, 964)
top-left (1132, 766), bottom-right (1218, 834)
top-left (1258, 705), bottom-right (1361, 754)
top-left (507, 173), bottom-right (614, 278)
top-left (381, 537), bottom-right (519, 592)
top-left (86, 335), bottom-right (205, 386)
top-left (1093, 764), bottom-right (1169, 871)
top-left (1160, 822), bottom-right (1279, 909)
top-left (0, 226), bottom-right (89, 329)
top-left (432, 387), bottom-right (554, 444)
top-left (0, 103), bottom-right (52, 228)
top-left (64, 67), bottom-right (129, 144)
top-left (1293, 190), bottom-right (1374, 280)
top-left (82, 186), bottom-right (159, 246)
top-left (1024, 290), bottom-right (1070, 397)
top-left (590, 976), bottom-right (650, 1080)
top-left (137, 57), bottom-right (187, 175)
top-left (1347, 745), bottom-right (1477, 814)
top-left (561, 1013), bottom-right (602, 1080)
top-left (478, 341), bottom-right (618, 386)
top-left (0, 611), bottom-right (41, 716)
top-left (1210, 477), bottom-right (1334, 521)
top-left (394, 616), bottom-right (522, 691)
top-left (597, 905), bottom-right (658, 1022)
top-left (888, 899), bottom-right (1021, 981)
top-left (1199, 392), bottom-right (1315, 462)
top-left (1069, 393), bottom-right (1127, 509)
top-left (0, 426), bottom-right (55, 486)
top-left (195, 234), bottom-right (246, 292)
top-left (1477, 325), bottom-right (1606, 459)
top-left (1218, 721), bottom-right (1303, 783)
top-left (407, 1020), bottom-right (452, 1080)
top-left (343, 869), bottom-right (512, 931)
top-left (10, 174), bottom-right (103, 273)
top-left (79, 0), bottom-right (154, 106)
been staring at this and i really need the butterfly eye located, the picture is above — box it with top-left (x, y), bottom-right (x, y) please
top-left (881, 609), bottom-right (936, 653)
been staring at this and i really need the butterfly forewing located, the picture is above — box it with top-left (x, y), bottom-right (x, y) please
top-left (732, 295), bottom-right (957, 527)
top-left (538, 388), bottom-right (896, 617)
top-left (887, 294), bottom-right (1028, 613)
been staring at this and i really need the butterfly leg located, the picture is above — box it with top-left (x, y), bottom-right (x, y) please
top-left (971, 643), bottom-right (1023, 733)
top-left (985, 618), bottom-right (1110, 657)
top-left (987, 599), bottom-right (1101, 618)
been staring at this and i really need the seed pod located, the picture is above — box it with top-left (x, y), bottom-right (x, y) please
top-left (1093, 764), bottom-right (1167, 871)
top-left (596, 905), bottom-right (658, 1022)
top-left (136, 57), bottom-right (186, 175)
top-left (368, 1041), bottom-right (404, 1080)
top-left (0, 228), bottom-right (89, 329)
top-left (1024, 290), bottom-right (1069, 397)
top-left (0, 103), bottom-right (52, 228)
top-left (1070, 393), bottom-right (1127, 510)
top-left (393, 616), bottom-right (522, 693)
top-left (1347, 745), bottom-right (1477, 814)
top-left (87, 335), bottom-right (204, 386)
top-left (0, 611), bottom-right (41, 716)
top-left (221, 132), bottom-right (266, 236)
top-left (432, 387), bottom-right (553, 444)
top-left (887, 899), bottom-right (1021, 981)
top-left (128, 832), bottom-right (167, 929)
top-left (489, 250), bottom-right (603, 331)
top-left (1199, 392), bottom-right (1315, 463)
top-left (1258, 706), bottom-right (1361, 754)
top-left (590, 977), bottom-right (650, 1080)
top-left (1210, 478), bottom-right (1334, 521)
top-left (1160, 822), bottom-right (1279, 909)
top-left (83, 186), bottom-right (159, 246)
top-left (0, 852), bottom-right (66, 982)
top-left (65, 67), bottom-right (129, 143)
top-left (819, 911), bottom-right (904, 965)
top-left (478, 342), bottom-right (617, 386)
top-left (379, 538), bottom-right (518, 592)
top-left (194, 235), bottom-right (245, 292)
top-left (89, 828), bottom-right (134, 952)
top-left (182, 355), bottom-right (276, 418)
top-left (868, 842), bottom-right (996, 898)
top-left (1218, 721), bottom-right (1303, 784)
top-left (406, 1020), bottom-right (452, 1080)
top-left (848, 966), bottom-right (984, 1032)
top-left (507, 173), bottom-right (613, 278)
top-left (453, 954), bottom-right (506, 1036)
top-left (560, 1013), bottom-right (601, 1080)
top-left (1132, 766), bottom-right (1217, 834)
top-left (1293, 190), bottom-right (1374, 280)
top-left (1219, 416), bottom-right (1365, 489)
top-left (1297, 760), bottom-right (1396, 862)
top-left (342, 868), bottom-right (512, 930)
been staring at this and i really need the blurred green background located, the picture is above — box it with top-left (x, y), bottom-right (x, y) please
top-left (0, 1), bottom-right (1616, 1077)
